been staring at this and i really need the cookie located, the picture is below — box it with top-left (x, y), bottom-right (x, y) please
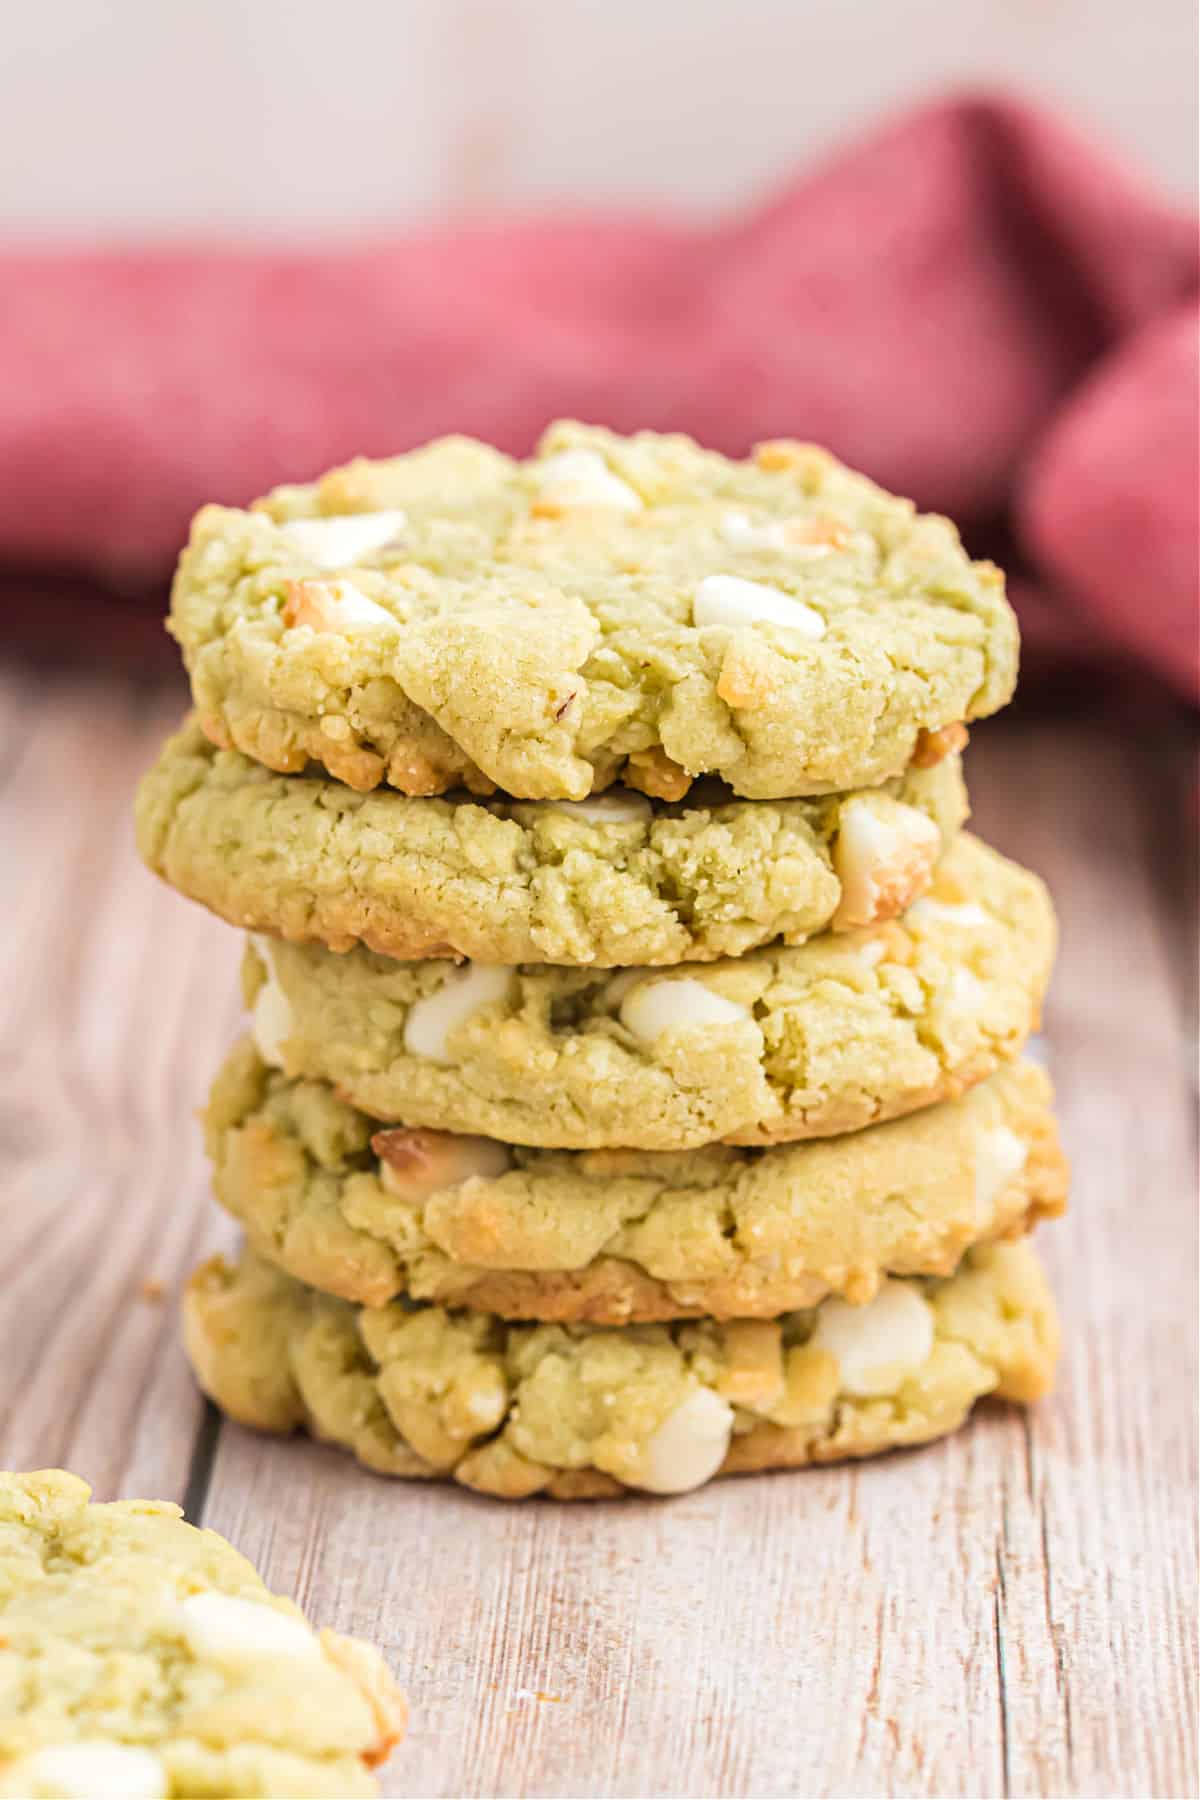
top-left (0, 1470), bottom-right (405, 1798)
top-left (207, 1037), bottom-right (1066, 1323)
top-left (170, 421), bottom-right (1016, 802)
top-left (183, 1241), bottom-right (1059, 1500)
top-left (137, 717), bottom-right (968, 966)
top-left (243, 834), bottom-right (1055, 1150)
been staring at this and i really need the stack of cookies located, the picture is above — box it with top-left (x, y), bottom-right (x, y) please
top-left (137, 423), bottom-right (1066, 1501)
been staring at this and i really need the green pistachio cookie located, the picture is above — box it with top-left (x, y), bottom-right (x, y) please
top-left (137, 716), bottom-right (968, 966)
top-left (170, 421), bottom-right (1015, 801)
top-left (241, 834), bottom-right (1055, 1150)
top-left (183, 1241), bottom-right (1059, 1500)
top-left (0, 1471), bottom-right (405, 1798)
top-left (207, 1038), bottom-right (1066, 1323)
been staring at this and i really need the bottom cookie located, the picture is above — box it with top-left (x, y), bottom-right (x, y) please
top-left (184, 1241), bottom-right (1059, 1501)
top-left (0, 1470), bottom-right (405, 1798)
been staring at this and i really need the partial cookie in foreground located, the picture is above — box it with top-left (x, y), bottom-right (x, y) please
top-left (183, 1241), bottom-right (1059, 1500)
top-left (137, 717), bottom-right (968, 965)
top-left (207, 1038), bottom-right (1067, 1322)
top-left (0, 1470), bottom-right (405, 1799)
top-left (243, 834), bottom-right (1055, 1149)
top-left (170, 420), bottom-right (1015, 801)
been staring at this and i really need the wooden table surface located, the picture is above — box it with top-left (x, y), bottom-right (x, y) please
top-left (1, 664), bottom-right (1195, 1800)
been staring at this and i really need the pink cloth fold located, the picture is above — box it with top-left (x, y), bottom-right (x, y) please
top-left (0, 92), bottom-right (1195, 696)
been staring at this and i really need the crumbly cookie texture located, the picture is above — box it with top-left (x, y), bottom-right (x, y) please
top-left (137, 717), bottom-right (967, 966)
top-left (242, 834), bottom-right (1055, 1150)
top-left (0, 1470), bottom-right (405, 1798)
top-left (169, 422), bottom-right (1017, 802)
top-left (183, 1241), bottom-right (1059, 1500)
top-left (207, 1039), bottom-right (1067, 1323)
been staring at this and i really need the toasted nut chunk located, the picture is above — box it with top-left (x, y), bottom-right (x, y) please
top-left (753, 441), bottom-right (833, 488)
top-left (372, 1127), bottom-right (512, 1200)
top-left (282, 578), bottom-right (394, 633)
top-left (719, 510), bottom-right (858, 558)
top-left (623, 746), bottom-right (693, 801)
top-left (832, 796), bottom-right (942, 931)
top-left (321, 1627), bottom-right (410, 1767)
top-left (912, 721), bottom-right (969, 767)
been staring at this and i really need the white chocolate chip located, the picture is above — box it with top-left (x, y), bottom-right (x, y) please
top-left (636, 1388), bottom-right (734, 1494)
top-left (693, 574), bottom-right (826, 638)
top-left (811, 1280), bottom-right (935, 1398)
top-left (404, 964), bottom-right (515, 1063)
top-left (602, 968), bottom-right (645, 1008)
top-left (620, 976), bottom-right (750, 1043)
top-left (282, 578), bottom-right (395, 633)
top-left (974, 1126), bottom-right (1029, 1225)
top-left (906, 897), bottom-right (990, 928)
top-left (374, 1127), bottom-right (512, 1200)
top-left (536, 449), bottom-right (643, 512)
top-left (279, 510), bottom-right (407, 567)
top-left (551, 792), bottom-right (653, 825)
top-left (832, 798), bottom-right (941, 930)
top-left (950, 967), bottom-right (986, 1012)
top-left (177, 1591), bottom-right (321, 1662)
top-left (719, 510), bottom-right (836, 560)
top-left (13, 1745), bottom-right (168, 1800)
top-left (249, 939), bottom-right (292, 1069)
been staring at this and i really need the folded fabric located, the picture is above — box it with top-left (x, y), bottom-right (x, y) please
top-left (0, 92), bottom-right (1195, 696)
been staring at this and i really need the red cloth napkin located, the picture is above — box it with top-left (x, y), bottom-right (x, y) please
top-left (1, 93), bottom-right (1195, 698)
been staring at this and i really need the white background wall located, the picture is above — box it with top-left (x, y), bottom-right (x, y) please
top-left (2, 0), bottom-right (1195, 237)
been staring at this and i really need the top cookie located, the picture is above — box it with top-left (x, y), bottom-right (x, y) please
top-left (171, 422), bottom-right (1016, 801)
top-left (0, 1470), bottom-right (405, 1798)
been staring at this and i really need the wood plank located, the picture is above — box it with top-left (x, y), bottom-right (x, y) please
top-left (199, 715), bottom-right (1197, 1799)
top-left (0, 671), bottom-right (241, 1502)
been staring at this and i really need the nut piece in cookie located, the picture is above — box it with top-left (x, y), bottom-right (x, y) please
top-left (282, 578), bottom-right (395, 634)
top-left (912, 721), bottom-right (970, 768)
top-left (831, 795), bottom-right (942, 931)
top-left (372, 1127), bottom-right (512, 1201)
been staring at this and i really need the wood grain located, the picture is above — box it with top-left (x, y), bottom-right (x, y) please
top-left (0, 671), bottom-right (1194, 1798)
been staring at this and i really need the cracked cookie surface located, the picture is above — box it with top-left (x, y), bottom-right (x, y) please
top-left (183, 1242), bottom-right (1059, 1500)
top-left (170, 422), bottom-right (1016, 801)
top-left (0, 1471), bottom-right (405, 1798)
top-left (137, 717), bottom-right (967, 966)
top-left (242, 835), bottom-right (1055, 1150)
top-left (207, 1040), bottom-right (1066, 1322)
